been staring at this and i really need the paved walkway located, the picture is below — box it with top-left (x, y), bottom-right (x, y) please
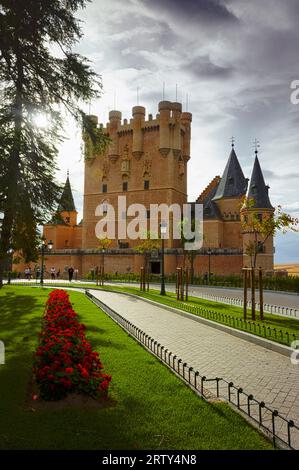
top-left (90, 289), bottom-right (299, 448)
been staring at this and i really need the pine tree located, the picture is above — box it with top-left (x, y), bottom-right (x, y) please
top-left (0, 0), bottom-right (106, 286)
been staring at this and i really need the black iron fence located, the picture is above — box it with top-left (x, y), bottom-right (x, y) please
top-left (86, 290), bottom-right (299, 450)
top-left (170, 300), bottom-right (298, 347)
top-left (188, 291), bottom-right (299, 318)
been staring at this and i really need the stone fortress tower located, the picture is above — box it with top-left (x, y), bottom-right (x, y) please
top-left (20, 99), bottom-right (275, 278)
top-left (82, 101), bottom-right (192, 250)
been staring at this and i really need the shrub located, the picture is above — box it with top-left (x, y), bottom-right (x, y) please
top-left (34, 290), bottom-right (111, 401)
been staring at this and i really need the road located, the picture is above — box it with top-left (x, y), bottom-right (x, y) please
top-left (111, 282), bottom-right (299, 310)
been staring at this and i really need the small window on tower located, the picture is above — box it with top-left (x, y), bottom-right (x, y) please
top-left (257, 213), bottom-right (263, 222)
top-left (65, 216), bottom-right (70, 223)
top-left (123, 181), bottom-right (128, 192)
top-left (102, 184), bottom-right (107, 193)
top-left (144, 180), bottom-right (149, 190)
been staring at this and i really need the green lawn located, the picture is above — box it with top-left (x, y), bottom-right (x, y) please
top-left (0, 286), bottom-right (272, 450)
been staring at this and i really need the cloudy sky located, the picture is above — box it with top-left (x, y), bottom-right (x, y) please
top-left (58, 0), bottom-right (299, 263)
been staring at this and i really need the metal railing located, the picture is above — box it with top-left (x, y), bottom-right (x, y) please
top-left (189, 291), bottom-right (299, 318)
top-left (85, 290), bottom-right (299, 450)
top-left (158, 298), bottom-right (298, 347)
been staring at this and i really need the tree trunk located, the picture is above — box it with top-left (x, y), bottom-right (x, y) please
top-left (0, 36), bottom-right (23, 288)
top-left (251, 268), bottom-right (256, 321)
top-left (190, 254), bottom-right (195, 284)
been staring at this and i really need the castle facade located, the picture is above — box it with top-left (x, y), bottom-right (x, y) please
top-left (16, 101), bottom-right (275, 278)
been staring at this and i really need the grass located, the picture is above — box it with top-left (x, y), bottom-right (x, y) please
top-left (0, 286), bottom-right (272, 450)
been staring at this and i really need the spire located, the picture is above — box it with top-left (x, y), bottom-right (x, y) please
top-left (212, 146), bottom-right (247, 201)
top-left (58, 174), bottom-right (76, 212)
top-left (247, 155), bottom-right (274, 209)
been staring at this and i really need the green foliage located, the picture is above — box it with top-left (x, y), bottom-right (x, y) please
top-left (0, 0), bottom-right (106, 278)
top-left (97, 237), bottom-right (112, 251)
top-left (82, 114), bottom-right (110, 161)
top-left (134, 231), bottom-right (161, 254)
top-left (241, 200), bottom-right (298, 268)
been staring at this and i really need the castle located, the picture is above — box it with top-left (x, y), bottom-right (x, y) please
top-left (20, 100), bottom-right (275, 277)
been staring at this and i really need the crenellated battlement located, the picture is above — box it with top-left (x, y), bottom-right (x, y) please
top-left (86, 101), bottom-right (192, 162)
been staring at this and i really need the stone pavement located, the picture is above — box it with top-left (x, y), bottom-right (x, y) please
top-left (90, 289), bottom-right (299, 448)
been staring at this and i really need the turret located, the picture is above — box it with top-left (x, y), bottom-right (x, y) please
top-left (57, 173), bottom-right (77, 226)
top-left (171, 102), bottom-right (182, 157)
top-left (158, 101), bottom-right (171, 156)
top-left (181, 112), bottom-right (192, 161)
top-left (108, 110), bottom-right (121, 163)
top-left (132, 106), bottom-right (145, 160)
top-left (241, 154), bottom-right (274, 271)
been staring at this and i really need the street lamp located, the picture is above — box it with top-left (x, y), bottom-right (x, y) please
top-left (101, 249), bottom-right (105, 286)
top-left (160, 221), bottom-right (167, 296)
top-left (207, 248), bottom-right (212, 284)
top-left (40, 239), bottom-right (53, 286)
top-left (7, 248), bottom-right (13, 285)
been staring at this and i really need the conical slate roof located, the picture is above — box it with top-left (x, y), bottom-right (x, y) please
top-left (247, 155), bottom-right (273, 209)
top-left (58, 176), bottom-right (76, 212)
top-left (212, 147), bottom-right (248, 201)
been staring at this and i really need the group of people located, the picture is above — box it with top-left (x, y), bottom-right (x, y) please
top-left (50, 267), bottom-right (61, 280)
top-left (23, 266), bottom-right (79, 281)
top-left (51, 266), bottom-right (79, 281)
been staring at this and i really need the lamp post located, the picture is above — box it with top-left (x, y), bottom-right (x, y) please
top-left (7, 248), bottom-right (13, 285)
top-left (40, 239), bottom-right (53, 286)
top-left (160, 221), bottom-right (167, 296)
top-left (102, 249), bottom-right (105, 286)
top-left (207, 248), bottom-right (212, 284)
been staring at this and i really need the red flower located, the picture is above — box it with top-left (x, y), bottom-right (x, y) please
top-left (80, 367), bottom-right (89, 378)
top-left (100, 380), bottom-right (110, 391)
top-left (34, 289), bottom-right (111, 401)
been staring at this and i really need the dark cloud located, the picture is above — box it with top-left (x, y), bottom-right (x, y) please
top-left (186, 55), bottom-right (234, 79)
top-left (66, 0), bottom-right (299, 261)
top-left (141, 0), bottom-right (239, 24)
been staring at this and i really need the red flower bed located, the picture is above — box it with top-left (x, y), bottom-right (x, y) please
top-left (34, 290), bottom-right (111, 401)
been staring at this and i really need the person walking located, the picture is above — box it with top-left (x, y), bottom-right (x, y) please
top-left (25, 267), bottom-right (30, 280)
top-left (68, 266), bottom-right (74, 282)
top-left (50, 266), bottom-right (56, 280)
top-left (56, 269), bottom-right (60, 279)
